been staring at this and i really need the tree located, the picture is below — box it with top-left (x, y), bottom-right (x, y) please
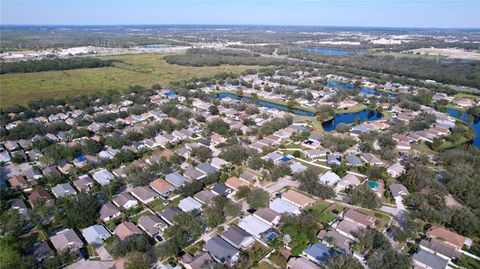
top-left (219, 145), bottom-right (251, 165)
top-left (294, 168), bottom-right (335, 199)
top-left (316, 104), bottom-right (335, 121)
top-left (321, 253), bottom-right (363, 269)
top-left (347, 184), bottom-right (381, 209)
top-left (107, 234), bottom-right (153, 258)
top-left (58, 192), bottom-right (100, 229)
top-left (246, 188), bottom-right (270, 209)
top-left (191, 146), bottom-right (212, 162)
top-left (207, 119), bottom-right (230, 136)
top-left (208, 105), bottom-right (219, 115)
top-left (125, 252), bottom-right (150, 269)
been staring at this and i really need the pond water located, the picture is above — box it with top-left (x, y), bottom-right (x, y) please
top-left (302, 47), bottom-right (355, 55)
top-left (215, 92), bottom-right (316, 117)
top-left (326, 81), bottom-right (396, 97)
top-left (322, 109), bottom-right (383, 132)
top-left (446, 108), bottom-right (480, 148)
top-left (141, 45), bottom-right (169, 49)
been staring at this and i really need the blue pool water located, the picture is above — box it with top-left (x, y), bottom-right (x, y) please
top-left (322, 109), bottom-right (383, 132)
top-left (215, 92), bottom-right (316, 117)
top-left (302, 47), bottom-right (355, 55)
top-left (165, 92), bottom-right (177, 97)
top-left (446, 108), bottom-right (480, 148)
top-left (326, 81), bottom-right (396, 97)
top-left (367, 181), bottom-right (379, 188)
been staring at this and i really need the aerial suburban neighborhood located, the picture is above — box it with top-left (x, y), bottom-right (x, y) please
top-left (1, 1), bottom-right (480, 269)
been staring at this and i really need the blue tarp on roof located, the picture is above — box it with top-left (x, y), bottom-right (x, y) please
top-left (280, 156), bottom-right (292, 162)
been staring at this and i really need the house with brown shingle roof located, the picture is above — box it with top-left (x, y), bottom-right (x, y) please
top-left (49, 229), bottom-right (83, 252)
top-left (342, 208), bottom-right (376, 228)
top-left (427, 226), bottom-right (471, 249)
top-left (8, 175), bottom-right (29, 189)
top-left (114, 222), bottom-right (142, 240)
top-left (130, 186), bottom-right (159, 204)
top-left (225, 177), bottom-right (250, 191)
top-left (282, 189), bottom-right (315, 208)
top-left (150, 178), bottom-right (175, 198)
top-left (28, 188), bottom-right (54, 207)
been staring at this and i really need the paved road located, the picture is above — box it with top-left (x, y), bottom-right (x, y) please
top-left (260, 176), bottom-right (300, 194)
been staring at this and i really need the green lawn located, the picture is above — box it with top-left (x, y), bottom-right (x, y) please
top-left (268, 252), bottom-right (288, 268)
top-left (0, 53), bottom-right (260, 106)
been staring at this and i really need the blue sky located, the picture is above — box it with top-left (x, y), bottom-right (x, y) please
top-left (1, 0), bottom-right (479, 28)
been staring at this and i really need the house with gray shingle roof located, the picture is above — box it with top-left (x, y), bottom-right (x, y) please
top-left (51, 183), bottom-right (77, 198)
top-left (82, 224), bottom-right (111, 245)
top-left (165, 172), bottom-right (190, 187)
top-left (204, 236), bottom-right (239, 265)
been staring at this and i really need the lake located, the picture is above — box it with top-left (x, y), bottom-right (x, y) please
top-left (302, 47), bottom-right (355, 55)
top-left (215, 92), bottom-right (316, 117)
top-left (322, 109), bottom-right (383, 132)
top-left (326, 81), bottom-right (396, 97)
top-left (446, 108), bottom-right (480, 148)
top-left (141, 45), bottom-right (169, 49)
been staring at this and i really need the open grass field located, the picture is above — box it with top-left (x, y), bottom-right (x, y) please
top-left (0, 53), bottom-right (259, 107)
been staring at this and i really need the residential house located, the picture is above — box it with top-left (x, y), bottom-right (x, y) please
top-left (26, 241), bottom-right (54, 262)
top-left (287, 256), bottom-right (319, 269)
top-left (427, 227), bottom-right (471, 249)
top-left (210, 157), bottom-right (229, 170)
top-left (73, 175), bottom-right (95, 192)
top-left (178, 197), bottom-right (203, 212)
top-left (114, 222), bottom-right (142, 240)
top-left (159, 207), bottom-right (183, 225)
top-left (130, 186), bottom-right (159, 204)
top-left (221, 225), bottom-right (255, 249)
top-left (361, 153), bottom-right (384, 166)
top-left (196, 163), bottom-right (217, 175)
top-left (345, 155), bottom-right (362, 167)
top-left (165, 172), bottom-right (190, 188)
top-left (184, 166), bottom-right (207, 181)
top-left (225, 176), bottom-right (250, 191)
top-left (239, 170), bottom-right (258, 183)
top-left (302, 243), bottom-right (335, 264)
top-left (28, 188), bottom-right (54, 207)
top-left (335, 220), bottom-right (362, 240)
top-left (412, 249), bottom-right (448, 269)
top-left (211, 183), bottom-right (234, 198)
top-left (269, 198), bottom-right (301, 215)
top-left (42, 166), bottom-right (61, 177)
top-left (51, 183), bottom-right (77, 198)
top-left (50, 229), bottom-right (84, 252)
top-left (91, 168), bottom-right (114, 186)
top-left (290, 162), bottom-right (308, 174)
top-left (319, 171), bottom-right (341, 186)
top-left (138, 214), bottom-right (168, 238)
top-left (254, 208), bottom-right (281, 226)
top-left (317, 230), bottom-right (353, 252)
top-left (81, 224), bottom-right (111, 245)
top-left (387, 164), bottom-right (405, 178)
top-left (238, 215), bottom-right (272, 238)
top-left (343, 209), bottom-right (376, 228)
top-left (204, 236), bottom-right (239, 265)
top-left (194, 189), bottom-right (216, 206)
top-left (305, 149), bottom-right (326, 159)
top-left (335, 174), bottom-right (361, 193)
top-left (181, 252), bottom-right (213, 269)
top-left (420, 238), bottom-right (461, 261)
top-left (10, 198), bottom-right (28, 215)
top-left (282, 189), bottom-right (316, 208)
top-left (100, 202), bottom-right (121, 222)
top-left (73, 156), bottom-right (88, 168)
top-left (8, 175), bottom-right (29, 189)
top-left (113, 192), bottom-right (138, 209)
top-left (150, 178), bottom-right (175, 198)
